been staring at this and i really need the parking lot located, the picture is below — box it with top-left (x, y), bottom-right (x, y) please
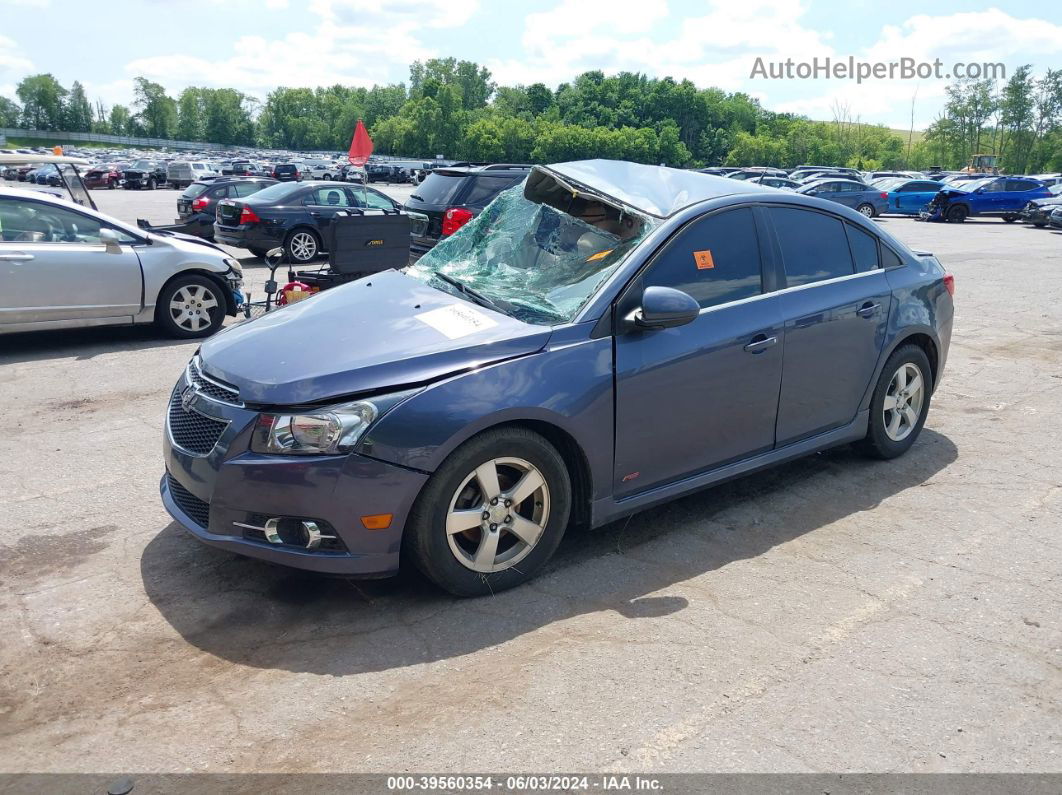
top-left (1, 188), bottom-right (1060, 774)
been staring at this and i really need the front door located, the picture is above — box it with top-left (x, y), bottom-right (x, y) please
top-left (304, 186), bottom-right (356, 242)
top-left (614, 207), bottom-right (785, 496)
top-left (766, 206), bottom-right (892, 444)
top-left (0, 196), bottom-right (142, 326)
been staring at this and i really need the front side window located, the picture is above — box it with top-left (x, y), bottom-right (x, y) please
top-left (981, 179), bottom-right (1006, 193)
top-left (642, 207), bottom-right (762, 310)
top-left (358, 189), bottom-right (396, 210)
top-left (770, 207), bottom-right (854, 287)
top-left (308, 187), bottom-right (351, 207)
top-left (0, 197), bottom-right (105, 244)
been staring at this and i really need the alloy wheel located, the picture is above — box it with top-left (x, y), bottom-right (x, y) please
top-left (858, 204), bottom-right (874, 217)
top-left (445, 457), bottom-right (551, 573)
top-left (883, 362), bottom-right (925, 442)
top-left (288, 232), bottom-right (317, 261)
top-left (169, 284), bottom-right (219, 333)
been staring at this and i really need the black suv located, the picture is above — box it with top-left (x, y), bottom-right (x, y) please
top-left (404, 164), bottom-right (532, 261)
top-left (272, 164), bottom-right (302, 182)
top-left (123, 160), bottom-right (167, 190)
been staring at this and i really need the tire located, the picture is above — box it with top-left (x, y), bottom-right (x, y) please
top-left (248, 247), bottom-right (269, 259)
top-left (1002, 215), bottom-right (1017, 223)
top-left (147, 178), bottom-right (156, 190)
top-left (403, 427), bottom-right (572, 597)
top-left (108, 179), bottom-right (115, 190)
top-left (947, 205), bottom-right (968, 223)
top-left (154, 274), bottom-right (227, 339)
top-left (857, 344), bottom-right (933, 460)
top-left (856, 203), bottom-right (875, 218)
top-left (322, 173), bottom-right (331, 180)
top-left (1033, 221), bottom-right (1047, 228)
top-left (284, 228), bottom-right (320, 263)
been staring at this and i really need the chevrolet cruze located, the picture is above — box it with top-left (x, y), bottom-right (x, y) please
top-left (161, 160), bottom-right (953, 596)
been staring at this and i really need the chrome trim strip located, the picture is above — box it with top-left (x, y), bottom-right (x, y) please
top-left (694, 268), bottom-right (884, 317)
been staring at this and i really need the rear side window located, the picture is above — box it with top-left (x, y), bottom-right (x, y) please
top-left (181, 183), bottom-right (210, 199)
top-left (643, 207), bottom-right (762, 310)
top-left (409, 173), bottom-right (465, 207)
top-left (464, 176), bottom-right (525, 208)
top-left (1005, 179), bottom-right (1034, 192)
top-left (770, 207), bottom-right (854, 287)
top-left (881, 245), bottom-right (903, 269)
top-left (231, 182), bottom-right (266, 198)
top-left (845, 223), bottom-right (880, 272)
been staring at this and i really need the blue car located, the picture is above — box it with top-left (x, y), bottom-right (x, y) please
top-left (884, 179), bottom-right (944, 215)
top-left (797, 178), bottom-right (889, 217)
top-left (922, 176), bottom-right (1051, 222)
top-left (161, 160), bottom-right (954, 596)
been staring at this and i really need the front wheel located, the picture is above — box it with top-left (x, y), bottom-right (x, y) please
top-left (1002, 215), bottom-right (1017, 223)
top-left (857, 344), bottom-right (933, 460)
top-left (155, 274), bottom-right (226, 339)
top-left (856, 203), bottom-right (875, 218)
top-left (403, 428), bottom-right (572, 597)
top-left (108, 179), bottom-right (116, 190)
top-left (284, 229), bottom-right (320, 263)
top-left (947, 205), bottom-right (968, 223)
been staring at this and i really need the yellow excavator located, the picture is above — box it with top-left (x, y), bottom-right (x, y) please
top-left (964, 154), bottom-right (999, 175)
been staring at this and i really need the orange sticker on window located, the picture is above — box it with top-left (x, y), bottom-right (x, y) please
top-left (694, 250), bottom-right (715, 270)
top-left (586, 248), bottom-right (614, 262)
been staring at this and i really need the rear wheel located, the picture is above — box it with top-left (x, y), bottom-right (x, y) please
top-left (856, 203), bottom-right (875, 218)
top-left (285, 228), bottom-right (320, 263)
top-left (321, 173), bottom-right (332, 180)
top-left (947, 205), bottom-right (968, 223)
top-left (155, 274), bottom-right (226, 339)
top-left (857, 344), bottom-right (932, 460)
top-left (404, 428), bottom-right (572, 597)
top-left (146, 177), bottom-right (156, 190)
top-left (1002, 214), bottom-right (1017, 223)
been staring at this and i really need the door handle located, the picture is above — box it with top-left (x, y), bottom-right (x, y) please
top-left (857, 302), bottom-right (880, 318)
top-left (0, 253), bottom-right (34, 262)
top-left (744, 334), bottom-right (777, 353)
top-left (308, 211), bottom-right (322, 218)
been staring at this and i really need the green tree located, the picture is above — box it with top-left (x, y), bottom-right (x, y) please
top-left (0, 96), bottom-right (20, 127)
top-left (176, 87), bottom-right (205, 141)
top-left (132, 77), bottom-right (177, 138)
top-left (108, 104), bottom-right (132, 136)
top-left (63, 81), bottom-right (93, 131)
top-left (16, 73), bottom-right (67, 130)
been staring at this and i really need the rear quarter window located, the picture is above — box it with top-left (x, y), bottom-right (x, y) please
top-left (181, 183), bottom-right (211, 199)
top-left (770, 207), bottom-right (854, 286)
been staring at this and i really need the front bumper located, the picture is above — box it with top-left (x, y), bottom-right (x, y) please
top-left (160, 376), bottom-right (428, 575)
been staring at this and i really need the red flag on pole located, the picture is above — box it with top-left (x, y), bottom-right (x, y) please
top-left (348, 119), bottom-right (373, 166)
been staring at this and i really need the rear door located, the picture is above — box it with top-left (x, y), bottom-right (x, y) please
top-left (304, 186), bottom-right (356, 242)
top-left (0, 196), bottom-right (142, 326)
top-left (613, 206), bottom-right (785, 495)
top-left (767, 206), bottom-right (892, 445)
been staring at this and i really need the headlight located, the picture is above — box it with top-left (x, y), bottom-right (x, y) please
top-left (250, 389), bottom-right (418, 456)
top-left (223, 257), bottom-right (243, 275)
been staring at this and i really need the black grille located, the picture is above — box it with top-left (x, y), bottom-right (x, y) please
top-left (168, 390), bottom-right (228, 455)
top-left (188, 357), bottom-right (241, 405)
top-left (167, 473), bottom-right (210, 529)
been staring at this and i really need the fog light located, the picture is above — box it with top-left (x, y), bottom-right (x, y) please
top-left (235, 517), bottom-right (341, 550)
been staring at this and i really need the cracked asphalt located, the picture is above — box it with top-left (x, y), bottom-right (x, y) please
top-left (0, 187), bottom-right (1059, 774)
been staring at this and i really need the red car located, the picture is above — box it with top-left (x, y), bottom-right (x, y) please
top-left (83, 163), bottom-right (125, 189)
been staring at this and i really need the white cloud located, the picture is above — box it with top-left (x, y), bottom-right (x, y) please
top-left (0, 33), bottom-right (33, 100)
top-left (121, 0), bottom-right (480, 102)
top-left (491, 2), bottom-right (1062, 128)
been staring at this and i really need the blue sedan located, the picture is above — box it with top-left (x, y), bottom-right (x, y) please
top-left (161, 160), bottom-right (954, 596)
top-left (884, 179), bottom-right (944, 215)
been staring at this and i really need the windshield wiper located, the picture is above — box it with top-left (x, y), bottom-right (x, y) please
top-left (432, 271), bottom-right (511, 317)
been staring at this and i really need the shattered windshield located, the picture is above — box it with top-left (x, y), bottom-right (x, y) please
top-left (406, 184), bottom-right (655, 325)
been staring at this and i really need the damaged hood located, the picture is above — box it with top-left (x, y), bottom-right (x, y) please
top-left (535, 159), bottom-right (774, 218)
top-left (198, 269), bottom-right (551, 406)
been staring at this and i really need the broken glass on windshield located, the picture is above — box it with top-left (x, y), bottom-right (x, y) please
top-left (406, 185), bottom-right (655, 325)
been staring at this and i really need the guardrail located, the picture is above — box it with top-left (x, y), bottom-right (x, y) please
top-left (0, 128), bottom-right (228, 150)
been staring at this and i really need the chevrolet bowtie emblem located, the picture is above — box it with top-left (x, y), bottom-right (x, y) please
top-left (181, 385), bottom-right (198, 412)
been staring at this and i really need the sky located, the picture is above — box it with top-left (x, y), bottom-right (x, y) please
top-left (1, 0), bottom-right (1061, 129)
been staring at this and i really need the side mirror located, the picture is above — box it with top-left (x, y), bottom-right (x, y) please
top-left (100, 228), bottom-right (122, 252)
top-left (633, 286), bottom-right (700, 330)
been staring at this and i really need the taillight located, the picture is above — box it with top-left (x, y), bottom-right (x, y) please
top-left (239, 206), bottom-right (261, 224)
top-left (943, 273), bottom-right (955, 296)
top-left (441, 207), bottom-right (473, 236)
top-left (880, 192), bottom-right (888, 199)
top-left (191, 197), bottom-right (210, 212)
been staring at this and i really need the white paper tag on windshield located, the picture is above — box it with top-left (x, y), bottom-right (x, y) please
top-left (416, 304), bottom-right (498, 339)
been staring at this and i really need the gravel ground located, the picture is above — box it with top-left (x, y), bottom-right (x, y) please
top-left (0, 187), bottom-right (1060, 774)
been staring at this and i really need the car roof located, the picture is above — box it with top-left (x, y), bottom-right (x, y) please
top-left (537, 159), bottom-right (774, 218)
top-left (0, 153), bottom-right (91, 166)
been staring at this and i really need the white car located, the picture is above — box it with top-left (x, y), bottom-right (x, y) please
top-left (0, 186), bottom-right (243, 338)
top-left (303, 161), bottom-right (343, 180)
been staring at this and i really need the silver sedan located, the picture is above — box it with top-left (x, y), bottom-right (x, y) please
top-left (0, 186), bottom-right (243, 337)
